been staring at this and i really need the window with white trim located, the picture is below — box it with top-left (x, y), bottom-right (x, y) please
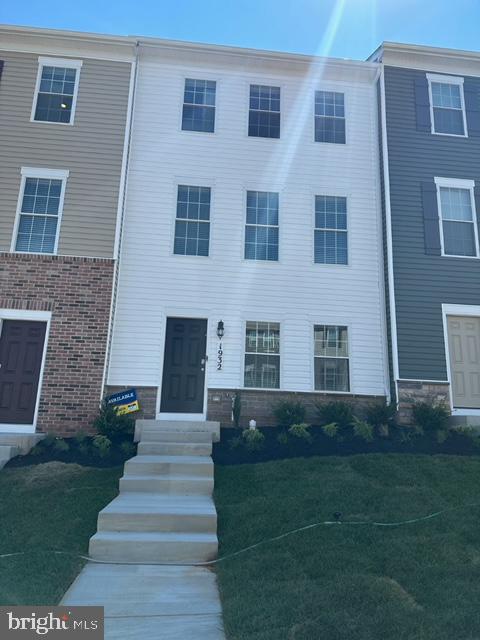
top-left (248, 85), bottom-right (280, 138)
top-left (244, 322), bottom-right (280, 389)
top-left (174, 185), bottom-right (211, 256)
top-left (436, 179), bottom-right (479, 257)
top-left (428, 75), bottom-right (466, 136)
top-left (245, 191), bottom-right (279, 261)
top-left (14, 169), bottom-right (68, 254)
top-left (315, 91), bottom-right (345, 144)
top-left (314, 325), bottom-right (350, 392)
top-left (314, 195), bottom-right (348, 264)
top-left (181, 79), bottom-right (216, 133)
top-left (33, 58), bottom-right (82, 124)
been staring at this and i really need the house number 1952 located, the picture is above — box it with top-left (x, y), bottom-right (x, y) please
top-left (217, 342), bottom-right (223, 370)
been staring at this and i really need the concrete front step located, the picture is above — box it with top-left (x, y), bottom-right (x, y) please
top-left (0, 432), bottom-right (44, 455)
top-left (141, 430), bottom-right (213, 444)
top-left (97, 494), bottom-right (217, 533)
top-left (0, 445), bottom-right (16, 470)
top-left (89, 531), bottom-right (218, 563)
top-left (119, 473), bottom-right (214, 495)
top-left (137, 441), bottom-right (212, 456)
top-left (124, 455), bottom-right (213, 478)
top-left (135, 420), bottom-right (220, 443)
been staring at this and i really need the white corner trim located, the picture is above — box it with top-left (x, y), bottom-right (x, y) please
top-left (21, 166), bottom-right (70, 179)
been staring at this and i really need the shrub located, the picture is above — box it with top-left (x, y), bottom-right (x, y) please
top-left (273, 401), bottom-right (306, 429)
top-left (93, 401), bottom-right (135, 440)
top-left (52, 437), bottom-right (70, 453)
top-left (228, 435), bottom-right (243, 450)
top-left (242, 428), bottom-right (265, 452)
top-left (352, 417), bottom-right (374, 443)
top-left (322, 422), bottom-right (338, 438)
top-left (317, 401), bottom-right (354, 431)
top-left (288, 423), bottom-right (312, 442)
top-left (92, 435), bottom-right (112, 458)
top-left (411, 400), bottom-right (450, 433)
top-left (365, 402), bottom-right (397, 436)
top-left (276, 431), bottom-right (289, 446)
top-left (119, 441), bottom-right (137, 458)
top-left (232, 393), bottom-right (242, 429)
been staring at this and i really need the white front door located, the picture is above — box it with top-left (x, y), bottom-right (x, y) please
top-left (447, 315), bottom-right (480, 409)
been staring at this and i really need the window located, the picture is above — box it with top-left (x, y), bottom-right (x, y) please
top-left (435, 178), bottom-right (479, 257)
top-left (182, 79), bottom-right (216, 133)
top-left (14, 168), bottom-right (68, 254)
top-left (314, 325), bottom-right (349, 392)
top-left (314, 196), bottom-right (348, 264)
top-left (428, 74), bottom-right (466, 136)
top-left (244, 322), bottom-right (280, 388)
top-left (315, 91), bottom-right (345, 144)
top-left (245, 191), bottom-right (279, 261)
top-left (174, 185), bottom-right (211, 256)
top-left (32, 57), bottom-right (82, 124)
top-left (248, 85), bottom-right (280, 138)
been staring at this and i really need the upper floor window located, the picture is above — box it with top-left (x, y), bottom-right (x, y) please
top-left (248, 85), bottom-right (280, 138)
top-left (435, 178), bottom-right (479, 258)
top-left (314, 196), bottom-right (348, 264)
top-left (245, 191), bottom-right (279, 261)
top-left (427, 74), bottom-right (467, 136)
top-left (314, 325), bottom-right (350, 392)
top-left (32, 57), bottom-right (82, 124)
top-left (182, 79), bottom-right (216, 133)
top-left (315, 91), bottom-right (345, 144)
top-left (174, 185), bottom-right (211, 256)
top-left (244, 321), bottom-right (280, 388)
top-left (13, 168), bottom-right (68, 254)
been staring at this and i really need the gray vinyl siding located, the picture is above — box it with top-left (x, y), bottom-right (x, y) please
top-left (0, 51), bottom-right (131, 257)
top-left (384, 65), bottom-right (480, 381)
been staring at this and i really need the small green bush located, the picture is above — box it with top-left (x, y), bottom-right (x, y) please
top-left (91, 435), bottom-right (112, 458)
top-left (119, 441), bottom-right (137, 458)
top-left (276, 431), bottom-right (289, 446)
top-left (228, 435), bottom-right (243, 450)
top-left (52, 437), bottom-right (70, 453)
top-left (93, 400), bottom-right (135, 440)
top-left (352, 417), bottom-right (374, 443)
top-left (317, 401), bottom-right (354, 431)
top-left (242, 428), bottom-right (265, 452)
top-left (365, 402), bottom-right (397, 436)
top-left (273, 401), bottom-right (306, 429)
top-left (322, 422), bottom-right (338, 438)
top-left (288, 423), bottom-right (312, 442)
top-left (411, 400), bottom-right (451, 433)
top-left (232, 393), bottom-right (242, 429)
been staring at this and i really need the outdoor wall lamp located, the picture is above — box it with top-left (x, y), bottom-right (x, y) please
top-left (217, 320), bottom-right (225, 339)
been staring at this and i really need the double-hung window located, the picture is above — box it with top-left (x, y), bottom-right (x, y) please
top-left (427, 74), bottom-right (467, 136)
top-left (248, 85), bottom-right (280, 138)
top-left (314, 91), bottom-right (345, 144)
top-left (174, 185), bottom-right (211, 256)
top-left (435, 178), bottom-right (479, 258)
top-left (13, 168), bottom-right (68, 254)
top-left (32, 57), bottom-right (82, 124)
top-left (314, 196), bottom-right (348, 264)
top-left (245, 191), bottom-right (279, 261)
top-left (182, 79), bottom-right (216, 132)
top-left (314, 325), bottom-right (350, 392)
top-left (244, 322), bottom-right (280, 388)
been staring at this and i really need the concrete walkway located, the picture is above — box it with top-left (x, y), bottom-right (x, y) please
top-left (61, 420), bottom-right (226, 639)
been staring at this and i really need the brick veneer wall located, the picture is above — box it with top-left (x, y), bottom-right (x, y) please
top-left (0, 253), bottom-right (114, 435)
top-left (207, 388), bottom-right (386, 428)
top-left (397, 380), bottom-right (451, 425)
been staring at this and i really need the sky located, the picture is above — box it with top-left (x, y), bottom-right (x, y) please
top-left (1, 0), bottom-right (480, 61)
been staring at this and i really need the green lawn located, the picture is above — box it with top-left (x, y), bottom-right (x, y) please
top-left (0, 462), bottom-right (121, 605)
top-left (214, 454), bottom-right (480, 640)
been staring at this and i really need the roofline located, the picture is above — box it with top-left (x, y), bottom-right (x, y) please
top-left (0, 23), bottom-right (137, 48)
top-left (368, 41), bottom-right (480, 64)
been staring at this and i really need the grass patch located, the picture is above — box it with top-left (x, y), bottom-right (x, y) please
top-left (214, 454), bottom-right (480, 640)
top-left (0, 462), bottom-right (121, 605)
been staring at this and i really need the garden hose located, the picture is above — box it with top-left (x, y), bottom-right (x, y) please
top-left (1, 502), bottom-right (479, 567)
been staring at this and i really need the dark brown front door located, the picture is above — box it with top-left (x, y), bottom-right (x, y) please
top-left (0, 320), bottom-right (47, 424)
top-left (160, 318), bottom-right (207, 413)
